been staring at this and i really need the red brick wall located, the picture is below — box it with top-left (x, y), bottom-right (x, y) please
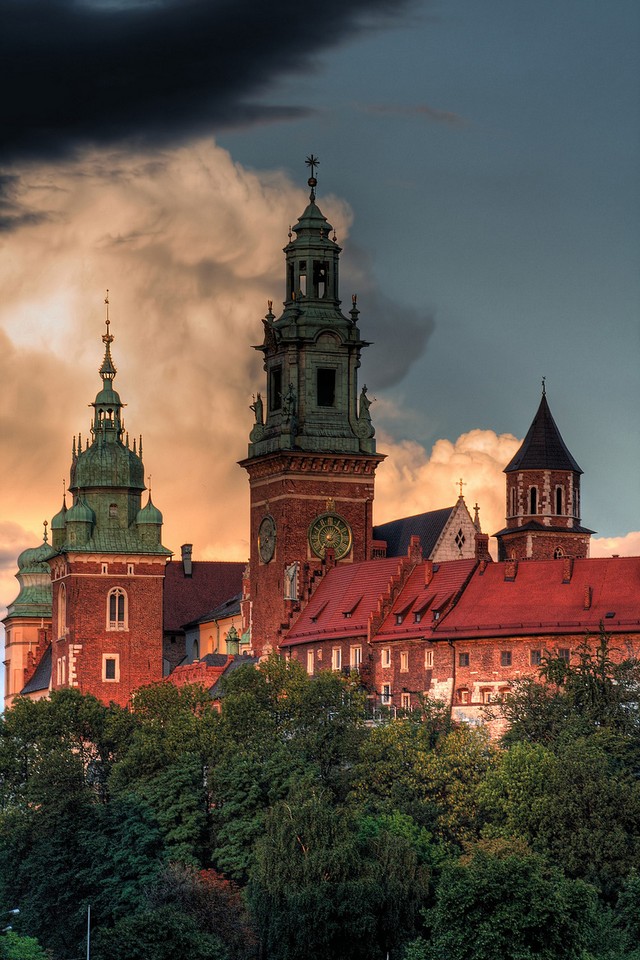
top-left (243, 451), bottom-right (382, 656)
top-left (51, 555), bottom-right (166, 707)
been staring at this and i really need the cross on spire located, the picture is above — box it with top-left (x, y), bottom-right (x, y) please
top-left (305, 154), bottom-right (319, 199)
top-left (457, 478), bottom-right (466, 498)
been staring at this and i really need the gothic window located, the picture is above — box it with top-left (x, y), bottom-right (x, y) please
top-left (555, 487), bottom-right (563, 515)
top-left (270, 366), bottom-right (282, 412)
top-left (107, 588), bottom-right (127, 631)
top-left (317, 368), bottom-right (336, 407)
top-left (102, 654), bottom-right (120, 682)
top-left (57, 584), bottom-right (66, 639)
top-left (529, 487), bottom-right (538, 514)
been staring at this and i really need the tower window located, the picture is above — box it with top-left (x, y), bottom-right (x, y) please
top-left (270, 367), bottom-right (283, 412)
top-left (102, 654), bottom-right (120, 682)
top-left (317, 368), bottom-right (336, 407)
top-left (298, 260), bottom-right (307, 296)
top-left (313, 260), bottom-right (329, 297)
top-left (555, 487), bottom-right (563, 515)
top-left (529, 487), bottom-right (538, 515)
top-left (509, 487), bottom-right (516, 517)
top-left (107, 588), bottom-right (128, 631)
top-left (57, 583), bottom-right (67, 639)
top-left (109, 503), bottom-right (118, 519)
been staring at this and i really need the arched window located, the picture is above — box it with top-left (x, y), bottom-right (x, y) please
top-left (58, 584), bottom-right (66, 639)
top-left (107, 588), bottom-right (128, 631)
top-left (529, 487), bottom-right (538, 515)
top-left (554, 547), bottom-right (564, 559)
top-left (555, 487), bottom-right (563, 515)
top-left (509, 487), bottom-right (516, 517)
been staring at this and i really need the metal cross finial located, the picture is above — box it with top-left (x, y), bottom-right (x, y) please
top-left (305, 154), bottom-right (319, 178)
top-left (458, 478), bottom-right (466, 497)
top-left (43, 519), bottom-right (49, 543)
top-left (542, 376), bottom-right (546, 396)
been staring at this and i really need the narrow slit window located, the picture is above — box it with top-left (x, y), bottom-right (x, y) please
top-left (530, 487), bottom-right (538, 515)
top-left (556, 487), bottom-right (563, 515)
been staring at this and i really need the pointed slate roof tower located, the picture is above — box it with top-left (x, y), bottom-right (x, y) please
top-left (495, 383), bottom-right (593, 561)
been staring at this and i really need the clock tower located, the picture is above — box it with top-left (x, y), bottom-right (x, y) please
top-left (240, 159), bottom-right (384, 656)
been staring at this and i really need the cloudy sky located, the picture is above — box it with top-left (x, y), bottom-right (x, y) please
top-left (1, 0), bottom-right (639, 620)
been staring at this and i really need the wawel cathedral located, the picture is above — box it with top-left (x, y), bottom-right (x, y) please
top-left (4, 166), bottom-right (639, 722)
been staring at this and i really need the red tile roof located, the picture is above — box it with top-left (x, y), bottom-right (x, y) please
top-left (375, 559), bottom-right (477, 642)
top-left (282, 556), bottom-right (408, 647)
top-left (436, 557), bottom-right (640, 639)
top-left (163, 560), bottom-right (245, 633)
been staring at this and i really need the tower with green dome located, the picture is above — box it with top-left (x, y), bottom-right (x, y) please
top-left (2, 524), bottom-right (52, 708)
top-left (48, 298), bottom-right (172, 707)
top-left (240, 160), bottom-right (384, 656)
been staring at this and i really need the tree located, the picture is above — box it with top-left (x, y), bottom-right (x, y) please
top-left (0, 931), bottom-right (49, 960)
top-left (91, 906), bottom-right (226, 960)
top-left (424, 839), bottom-right (599, 960)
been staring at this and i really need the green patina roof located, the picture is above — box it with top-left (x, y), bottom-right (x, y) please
top-left (58, 529), bottom-right (172, 556)
top-left (136, 495), bottom-right (163, 525)
top-left (5, 530), bottom-right (53, 621)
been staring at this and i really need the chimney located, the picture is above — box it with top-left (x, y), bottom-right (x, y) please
top-left (181, 543), bottom-right (193, 577)
top-left (475, 532), bottom-right (491, 561)
top-left (424, 560), bottom-right (434, 586)
top-left (562, 557), bottom-right (574, 584)
top-left (504, 559), bottom-right (518, 581)
top-left (408, 535), bottom-right (423, 563)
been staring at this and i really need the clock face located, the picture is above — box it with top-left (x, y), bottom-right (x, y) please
top-left (308, 513), bottom-right (352, 561)
top-left (258, 515), bottom-right (277, 563)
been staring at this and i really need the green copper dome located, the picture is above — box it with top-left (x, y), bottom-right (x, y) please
top-left (136, 495), bottom-right (163, 525)
top-left (71, 441), bottom-right (145, 492)
top-left (51, 497), bottom-right (67, 530)
top-left (66, 498), bottom-right (96, 524)
top-left (5, 526), bottom-right (53, 620)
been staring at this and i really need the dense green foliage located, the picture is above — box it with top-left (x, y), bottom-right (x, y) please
top-left (1, 641), bottom-right (639, 959)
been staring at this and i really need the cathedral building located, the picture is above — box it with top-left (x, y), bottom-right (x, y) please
top-left (3, 163), bottom-right (639, 718)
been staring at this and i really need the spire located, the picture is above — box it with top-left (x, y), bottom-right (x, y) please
top-left (504, 386), bottom-right (582, 474)
top-left (305, 153), bottom-right (319, 202)
top-left (99, 290), bottom-right (117, 383)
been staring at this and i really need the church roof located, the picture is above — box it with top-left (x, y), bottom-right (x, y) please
top-left (435, 556), bottom-right (640, 640)
top-left (163, 560), bottom-right (245, 634)
top-left (373, 507), bottom-right (454, 558)
top-left (504, 392), bottom-right (582, 474)
top-left (182, 592), bottom-right (242, 629)
top-left (283, 556), bottom-right (408, 646)
top-left (21, 643), bottom-right (52, 695)
top-left (375, 559), bottom-right (477, 642)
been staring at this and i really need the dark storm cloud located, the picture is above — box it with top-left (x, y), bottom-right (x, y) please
top-left (0, 0), bottom-right (417, 163)
top-left (0, 173), bottom-right (50, 231)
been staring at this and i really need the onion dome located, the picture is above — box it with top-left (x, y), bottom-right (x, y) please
top-left (136, 494), bottom-right (163, 526)
top-left (17, 525), bottom-right (53, 574)
top-left (66, 497), bottom-right (96, 525)
top-left (51, 494), bottom-right (67, 531)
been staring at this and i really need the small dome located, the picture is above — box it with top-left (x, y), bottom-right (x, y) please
top-left (137, 496), bottom-right (163, 526)
top-left (17, 541), bottom-right (52, 573)
top-left (51, 499), bottom-right (67, 530)
top-left (72, 441), bottom-right (145, 491)
top-left (94, 382), bottom-right (122, 407)
top-left (66, 498), bottom-right (96, 524)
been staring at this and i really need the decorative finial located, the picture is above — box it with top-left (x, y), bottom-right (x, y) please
top-left (103, 290), bottom-right (113, 346)
top-left (147, 474), bottom-right (152, 495)
top-left (473, 502), bottom-right (481, 531)
top-left (542, 376), bottom-right (546, 396)
top-left (43, 519), bottom-right (48, 543)
top-left (458, 478), bottom-right (466, 498)
top-left (349, 294), bottom-right (359, 323)
top-left (288, 225), bottom-right (293, 241)
top-left (305, 154), bottom-right (319, 200)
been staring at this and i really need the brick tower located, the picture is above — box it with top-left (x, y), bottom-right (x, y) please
top-left (48, 299), bottom-right (172, 706)
top-left (240, 159), bottom-right (384, 655)
top-left (495, 384), bottom-right (593, 561)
